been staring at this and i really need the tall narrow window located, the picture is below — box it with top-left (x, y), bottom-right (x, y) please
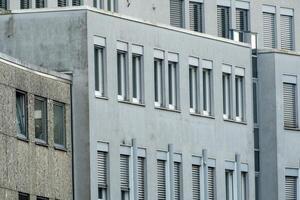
top-left (236, 8), bottom-right (249, 32)
top-left (94, 0), bottom-right (104, 9)
top-left (235, 75), bottom-right (244, 122)
top-left (283, 82), bottom-right (297, 128)
top-left (19, 192), bottom-right (29, 200)
top-left (241, 172), bottom-right (248, 200)
top-left (34, 97), bottom-right (47, 143)
top-left (95, 46), bottom-right (106, 97)
top-left (157, 159), bottom-right (167, 200)
top-left (16, 91), bottom-right (27, 139)
top-left (280, 14), bottom-right (294, 50)
top-left (58, 0), bottom-right (67, 7)
top-left (285, 176), bottom-right (297, 200)
top-left (120, 155), bottom-right (130, 200)
top-left (154, 58), bottom-right (164, 107)
top-left (223, 73), bottom-right (231, 119)
top-left (36, 0), bottom-right (46, 8)
top-left (192, 164), bottom-right (200, 200)
top-left (117, 51), bottom-right (128, 101)
top-left (217, 6), bottom-right (230, 38)
top-left (168, 61), bottom-right (178, 110)
top-left (72, 0), bottom-right (81, 6)
top-left (174, 162), bottom-right (181, 200)
top-left (170, 0), bottom-right (184, 28)
top-left (132, 54), bottom-right (143, 104)
top-left (225, 170), bottom-right (234, 200)
top-left (36, 197), bottom-right (49, 200)
top-left (189, 1), bottom-right (203, 32)
top-left (0, 0), bottom-right (7, 9)
top-left (20, 0), bottom-right (31, 9)
top-left (208, 167), bottom-right (215, 200)
top-left (189, 65), bottom-right (199, 113)
top-left (98, 151), bottom-right (108, 200)
top-left (263, 12), bottom-right (276, 48)
top-left (137, 156), bottom-right (145, 200)
top-left (203, 69), bottom-right (212, 116)
top-left (53, 102), bottom-right (65, 148)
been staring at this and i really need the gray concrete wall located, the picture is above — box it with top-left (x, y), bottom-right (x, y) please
top-left (0, 56), bottom-right (72, 200)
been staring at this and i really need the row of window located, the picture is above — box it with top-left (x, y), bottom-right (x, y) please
top-left (94, 38), bottom-right (246, 122)
top-left (97, 143), bottom-right (249, 200)
top-left (19, 193), bottom-right (49, 200)
top-left (16, 90), bottom-right (66, 148)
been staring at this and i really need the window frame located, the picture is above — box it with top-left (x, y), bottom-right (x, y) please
top-left (154, 57), bottom-right (165, 108)
top-left (97, 142), bottom-right (109, 200)
top-left (235, 74), bottom-right (245, 122)
top-left (18, 192), bottom-right (30, 200)
top-left (223, 72), bottom-right (232, 119)
top-left (16, 90), bottom-right (28, 140)
top-left (94, 44), bottom-right (107, 98)
top-left (189, 1), bottom-right (203, 32)
top-left (117, 50), bottom-right (129, 101)
top-left (202, 68), bottom-right (212, 116)
top-left (283, 79), bottom-right (298, 129)
top-left (168, 60), bottom-right (179, 110)
top-left (53, 101), bottom-right (66, 149)
top-left (189, 64), bottom-right (199, 113)
top-left (217, 6), bottom-right (231, 38)
top-left (132, 53), bottom-right (144, 104)
top-left (34, 96), bottom-right (48, 144)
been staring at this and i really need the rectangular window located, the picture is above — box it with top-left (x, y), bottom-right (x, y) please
top-left (170, 0), bottom-right (184, 28)
top-left (168, 61), bottom-right (179, 110)
top-left (280, 14), bottom-right (294, 50)
top-left (117, 51), bottom-right (129, 101)
top-left (16, 91), bottom-right (27, 139)
top-left (137, 156), bottom-right (145, 200)
top-left (120, 154), bottom-right (130, 200)
top-left (241, 172), bottom-right (248, 200)
top-left (203, 69), bottom-right (212, 116)
top-left (53, 102), bottom-right (65, 148)
top-left (58, 0), bottom-right (67, 7)
top-left (223, 73), bottom-right (231, 119)
top-left (34, 97), bottom-right (47, 143)
top-left (157, 159), bottom-right (167, 200)
top-left (36, 0), bottom-right (46, 8)
top-left (225, 170), bottom-right (234, 200)
top-left (285, 176), bottom-right (297, 200)
top-left (36, 197), bottom-right (49, 200)
top-left (72, 0), bottom-right (81, 6)
top-left (20, 0), bottom-right (31, 9)
top-left (95, 45), bottom-right (106, 97)
top-left (19, 192), bottom-right (29, 200)
top-left (189, 1), bottom-right (203, 32)
top-left (217, 6), bottom-right (230, 38)
top-left (94, 0), bottom-right (104, 9)
top-left (235, 75), bottom-right (244, 122)
top-left (132, 54), bottom-right (143, 104)
top-left (283, 82), bottom-right (297, 128)
top-left (97, 151), bottom-right (108, 200)
top-left (0, 0), bottom-right (7, 9)
top-left (173, 162), bottom-right (181, 200)
top-left (154, 58), bottom-right (164, 107)
top-left (236, 8), bottom-right (249, 32)
top-left (263, 12), bottom-right (276, 48)
top-left (208, 167), bottom-right (215, 200)
top-left (192, 164), bottom-right (201, 200)
top-left (189, 65), bottom-right (199, 113)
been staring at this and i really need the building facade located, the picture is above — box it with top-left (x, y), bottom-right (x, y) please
top-left (0, 0), bottom-right (299, 200)
top-left (0, 53), bottom-right (73, 200)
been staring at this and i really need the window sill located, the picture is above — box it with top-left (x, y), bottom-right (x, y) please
top-left (118, 100), bottom-right (146, 107)
top-left (190, 112), bottom-right (215, 119)
top-left (284, 127), bottom-right (300, 131)
top-left (224, 118), bottom-right (247, 125)
top-left (17, 135), bottom-right (29, 143)
top-left (155, 106), bottom-right (181, 113)
top-left (54, 145), bottom-right (67, 152)
top-left (35, 140), bottom-right (49, 147)
top-left (95, 95), bottom-right (109, 100)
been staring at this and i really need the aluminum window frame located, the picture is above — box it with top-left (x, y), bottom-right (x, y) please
top-left (16, 90), bottom-right (28, 140)
top-left (34, 96), bottom-right (48, 144)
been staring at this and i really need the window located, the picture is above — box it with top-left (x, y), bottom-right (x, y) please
top-left (170, 0), bottom-right (184, 28)
top-left (20, 0), bottom-right (31, 9)
top-left (58, 0), bottom-right (67, 7)
top-left (36, 197), bottom-right (49, 200)
top-left (208, 167), bottom-right (215, 200)
top-left (0, 0), bottom-right (7, 9)
top-left (95, 45), bottom-right (107, 97)
top-left (94, 0), bottom-right (104, 9)
top-left (189, 65), bottom-right (199, 113)
top-left (203, 68), bottom-right (212, 116)
top-left (168, 61), bottom-right (179, 110)
top-left (236, 8), bottom-right (249, 32)
top-left (223, 73), bottom-right (231, 119)
top-left (225, 170), bottom-right (234, 200)
top-left (263, 12), bottom-right (276, 48)
top-left (154, 58), bottom-right (164, 107)
top-left (36, 0), bottom-right (46, 8)
top-left (285, 176), bottom-right (297, 200)
top-left (283, 82), bottom-right (297, 128)
top-left (157, 159), bottom-right (167, 200)
top-left (16, 91), bottom-right (27, 139)
top-left (241, 172), bottom-right (248, 200)
top-left (173, 161), bottom-right (181, 200)
top-left (189, 1), bottom-right (203, 32)
top-left (72, 0), bottom-right (81, 6)
top-left (192, 164), bottom-right (201, 200)
top-left (35, 97), bottom-right (47, 143)
top-left (217, 6), bottom-right (230, 38)
top-left (53, 102), bottom-right (65, 148)
top-left (137, 156), bottom-right (145, 200)
top-left (97, 151), bottom-right (108, 200)
top-left (120, 154), bottom-right (130, 200)
top-left (235, 75), bottom-right (244, 122)
top-left (132, 53), bottom-right (144, 104)
top-left (117, 50), bottom-right (129, 101)
top-left (19, 192), bottom-right (29, 200)
top-left (280, 14), bottom-right (294, 50)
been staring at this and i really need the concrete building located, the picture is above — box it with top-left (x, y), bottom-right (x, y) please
top-left (0, 53), bottom-right (73, 200)
top-left (0, 0), bottom-right (299, 200)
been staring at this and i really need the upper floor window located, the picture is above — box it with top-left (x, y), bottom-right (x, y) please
top-left (189, 63), bottom-right (199, 113)
top-left (280, 10), bottom-right (294, 50)
top-left (120, 154), bottom-right (130, 200)
top-left (263, 11), bottom-right (276, 48)
top-left (225, 170), bottom-right (234, 200)
top-left (53, 101), bottom-right (66, 148)
top-left (202, 60), bottom-right (213, 116)
top-left (132, 45), bottom-right (144, 104)
top-left (241, 172), bottom-right (248, 200)
top-left (168, 54), bottom-right (179, 110)
top-left (19, 192), bottom-right (29, 200)
top-left (223, 71), bottom-right (232, 120)
top-left (36, 197), bottom-right (49, 200)
top-left (0, 0), bottom-right (7, 9)
top-left (36, 0), bottom-right (46, 8)
top-left (235, 74), bottom-right (245, 122)
top-left (283, 79), bottom-right (297, 128)
top-left (72, 0), bottom-right (81, 6)
top-left (21, 0), bottom-right (31, 9)
top-left (170, 0), bottom-right (184, 28)
top-left (157, 158), bottom-right (167, 199)
top-left (217, 6), bottom-right (230, 38)
top-left (154, 54), bottom-right (164, 107)
top-left (58, 0), bottom-right (67, 7)
top-left (34, 97), bottom-right (47, 143)
top-left (97, 142), bottom-right (108, 200)
top-left (192, 163), bottom-right (201, 200)
top-left (117, 42), bottom-right (129, 101)
top-left (173, 161), bottom-right (182, 200)
top-left (16, 91), bottom-right (27, 139)
top-left (236, 8), bottom-right (249, 32)
top-left (94, 0), bottom-right (104, 9)
top-left (94, 38), bottom-right (107, 98)
top-left (208, 167), bottom-right (216, 200)
top-left (189, 1), bottom-right (203, 32)
top-left (285, 176), bottom-right (297, 200)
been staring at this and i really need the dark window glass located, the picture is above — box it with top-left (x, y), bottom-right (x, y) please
top-left (53, 102), bottom-right (65, 148)
top-left (35, 97), bottom-right (47, 143)
top-left (16, 91), bottom-right (27, 138)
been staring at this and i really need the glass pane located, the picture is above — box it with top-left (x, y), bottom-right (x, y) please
top-left (35, 98), bottom-right (47, 142)
top-left (16, 92), bottom-right (26, 137)
top-left (54, 103), bottom-right (65, 147)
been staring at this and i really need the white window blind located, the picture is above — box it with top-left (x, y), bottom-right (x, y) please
top-left (217, 6), bottom-right (230, 38)
top-left (0, 0), bottom-right (7, 9)
top-left (236, 8), bottom-right (248, 31)
top-left (21, 0), bottom-right (30, 9)
top-left (168, 61), bottom-right (178, 110)
top-left (225, 171), bottom-right (234, 200)
top-left (208, 167), bottom-right (215, 200)
top-left (280, 15), bottom-right (294, 50)
top-left (189, 2), bottom-right (203, 32)
top-left (154, 58), bottom-right (164, 107)
top-left (174, 162), bottom-right (181, 200)
top-left (283, 83), bottom-right (297, 128)
top-left (97, 151), bottom-right (107, 200)
top-left (137, 157), bottom-right (145, 200)
top-left (285, 176), bottom-right (297, 200)
top-left (72, 0), bottom-right (81, 6)
top-left (170, 0), bottom-right (184, 28)
top-left (203, 69), bottom-right (212, 116)
top-left (120, 155), bottom-right (130, 191)
top-left (263, 12), bottom-right (276, 48)
top-left (157, 159), bottom-right (167, 200)
top-left (223, 73), bottom-right (231, 119)
top-left (192, 164), bottom-right (201, 200)
top-left (189, 65), bottom-right (199, 113)
top-left (36, 0), bottom-right (46, 8)
top-left (58, 0), bottom-right (67, 7)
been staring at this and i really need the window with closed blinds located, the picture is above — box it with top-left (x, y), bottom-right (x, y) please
top-left (174, 162), bottom-right (181, 200)
top-left (170, 0), bottom-right (184, 28)
top-left (192, 165), bottom-right (200, 200)
top-left (217, 6), bottom-right (230, 38)
top-left (58, 0), bottom-right (67, 7)
top-left (20, 0), bottom-right (30, 9)
top-left (138, 157), bottom-right (145, 200)
top-left (263, 12), bottom-right (276, 48)
top-left (157, 159), bottom-right (166, 200)
top-left (280, 15), bottom-right (294, 50)
top-left (0, 0), bottom-right (7, 9)
top-left (72, 0), bottom-right (81, 6)
top-left (97, 151), bottom-right (107, 189)
top-left (120, 155), bottom-right (130, 191)
top-left (208, 167), bottom-right (215, 200)
top-left (36, 0), bottom-right (46, 8)
top-left (189, 2), bottom-right (203, 32)
top-left (236, 8), bottom-right (249, 31)
top-left (283, 83), bottom-right (297, 128)
top-left (285, 176), bottom-right (297, 200)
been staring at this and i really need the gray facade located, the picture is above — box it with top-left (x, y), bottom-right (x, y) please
top-left (0, 53), bottom-right (72, 200)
